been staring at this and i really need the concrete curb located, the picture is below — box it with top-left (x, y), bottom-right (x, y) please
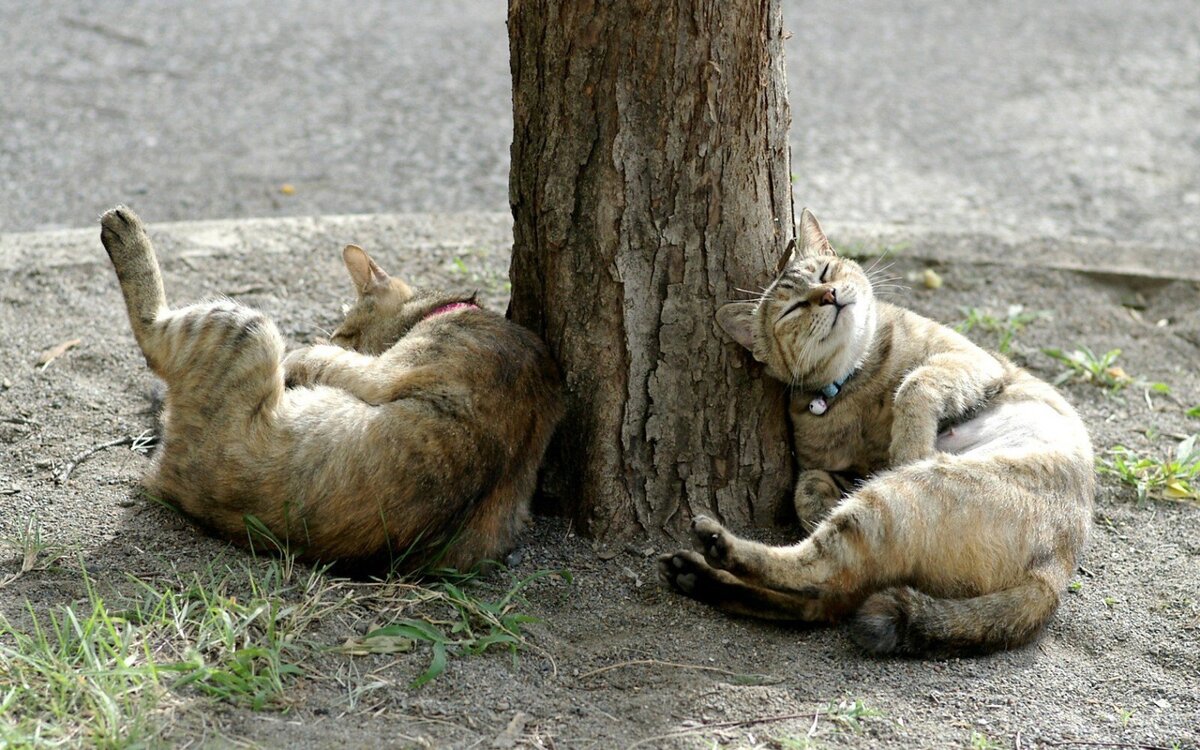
top-left (2, 213), bottom-right (1196, 282)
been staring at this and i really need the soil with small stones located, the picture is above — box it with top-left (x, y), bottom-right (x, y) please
top-left (1, 217), bottom-right (1198, 749)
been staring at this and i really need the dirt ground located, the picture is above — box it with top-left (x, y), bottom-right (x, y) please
top-left (1, 214), bottom-right (1198, 749)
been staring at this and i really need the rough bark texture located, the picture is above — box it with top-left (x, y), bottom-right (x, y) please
top-left (508, 0), bottom-right (795, 542)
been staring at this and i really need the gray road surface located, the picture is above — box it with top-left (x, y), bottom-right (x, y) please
top-left (2, 0), bottom-right (1198, 247)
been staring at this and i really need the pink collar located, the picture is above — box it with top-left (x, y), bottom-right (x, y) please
top-left (424, 301), bottom-right (479, 320)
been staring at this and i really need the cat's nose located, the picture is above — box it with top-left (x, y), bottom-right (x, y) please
top-left (819, 287), bottom-right (837, 306)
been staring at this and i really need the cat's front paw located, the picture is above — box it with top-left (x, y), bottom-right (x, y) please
top-left (691, 515), bottom-right (735, 570)
top-left (793, 470), bottom-right (842, 531)
top-left (282, 346), bottom-right (319, 388)
top-left (657, 550), bottom-right (711, 594)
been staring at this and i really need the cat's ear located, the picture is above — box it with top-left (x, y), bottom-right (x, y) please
top-left (797, 208), bottom-right (835, 257)
top-left (716, 302), bottom-right (758, 352)
top-left (343, 244), bottom-right (410, 297)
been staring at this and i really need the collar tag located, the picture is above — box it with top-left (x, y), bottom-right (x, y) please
top-left (807, 369), bottom-right (856, 417)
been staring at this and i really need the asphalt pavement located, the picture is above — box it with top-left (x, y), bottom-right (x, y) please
top-left (2, 0), bottom-right (1198, 248)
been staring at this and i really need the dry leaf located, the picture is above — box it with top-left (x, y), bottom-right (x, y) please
top-left (280, 183), bottom-right (296, 195)
top-left (333, 633), bottom-right (415, 656)
top-left (1104, 366), bottom-right (1130, 382)
top-left (922, 268), bottom-right (943, 289)
top-left (36, 338), bottom-right (82, 369)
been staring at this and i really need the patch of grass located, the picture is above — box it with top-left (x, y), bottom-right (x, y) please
top-left (1068, 580), bottom-right (1083, 593)
top-left (1098, 434), bottom-right (1200, 504)
top-left (1186, 405), bottom-right (1200, 419)
top-left (1, 514), bottom-right (68, 588)
top-left (969, 730), bottom-right (1003, 750)
top-left (0, 557), bottom-right (316, 745)
top-left (1042, 346), bottom-right (1169, 397)
top-left (823, 698), bottom-right (882, 733)
top-left (0, 543), bottom-right (566, 746)
top-left (955, 305), bottom-right (1049, 354)
top-left (761, 699), bottom-right (883, 749)
top-left (1116, 706), bottom-right (1135, 727)
top-left (338, 568), bottom-right (569, 688)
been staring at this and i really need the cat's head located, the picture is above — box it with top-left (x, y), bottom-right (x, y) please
top-left (329, 244), bottom-right (471, 355)
top-left (716, 209), bottom-right (878, 388)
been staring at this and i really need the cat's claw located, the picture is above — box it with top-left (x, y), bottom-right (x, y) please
top-left (691, 514), bottom-right (733, 570)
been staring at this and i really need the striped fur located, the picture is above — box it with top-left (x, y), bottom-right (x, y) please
top-left (101, 207), bottom-right (562, 574)
top-left (661, 209), bottom-right (1094, 654)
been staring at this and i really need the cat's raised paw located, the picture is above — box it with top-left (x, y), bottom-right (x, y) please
top-left (99, 206), bottom-right (149, 262)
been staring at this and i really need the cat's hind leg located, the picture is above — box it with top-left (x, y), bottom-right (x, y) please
top-left (100, 206), bottom-right (167, 355)
top-left (658, 551), bottom-right (850, 621)
top-left (851, 568), bottom-right (1064, 654)
top-left (101, 206), bottom-right (285, 420)
top-left (667, 490), bottom-right (898, 623)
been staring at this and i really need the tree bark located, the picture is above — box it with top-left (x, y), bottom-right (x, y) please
top-left (508, 0), bottom-right (795, 542)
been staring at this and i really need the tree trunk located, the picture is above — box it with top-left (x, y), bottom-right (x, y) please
top-left (508, 0), bottom-right (795, 542)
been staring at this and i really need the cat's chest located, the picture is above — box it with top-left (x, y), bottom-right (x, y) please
top-left (788, 386), bottom-right (893, 473)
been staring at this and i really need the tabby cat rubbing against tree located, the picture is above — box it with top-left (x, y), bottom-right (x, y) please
top-left (660, 209), bottom-right (1094, 654)
top-left (100, 206), bottom-right (562, 574)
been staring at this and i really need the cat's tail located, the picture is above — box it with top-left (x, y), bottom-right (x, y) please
top-left (849, 579), bottom-right (1061, 655)
top-left (100, 206), bottom-right (168, 350)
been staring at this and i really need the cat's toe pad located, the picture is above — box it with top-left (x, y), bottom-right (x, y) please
top-left (657, 550), bottom-right (707, 594)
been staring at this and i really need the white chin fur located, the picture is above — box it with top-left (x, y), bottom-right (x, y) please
top-left (794, 301), bottom-right (874, 385)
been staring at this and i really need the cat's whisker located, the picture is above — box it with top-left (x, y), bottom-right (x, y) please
top-left (731, 287), bottom-right (773, 306)
top-left (734, 286), bottom-right (768, 296)
top-left (866, 262), bottom-right (898, 281)
top-left (864, 250), bottom-right (898, 277)
top-left (871, 286), bottom-right (913, 296)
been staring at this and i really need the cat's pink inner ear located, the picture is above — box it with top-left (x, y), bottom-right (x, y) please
top-left (716, 302), bottom-right (757, 351)
top-left (343, 244), bottom-right (390, 295)
top-left (798, 208), bottom-right (835, 257)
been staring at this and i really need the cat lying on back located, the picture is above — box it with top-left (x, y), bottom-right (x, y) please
top-left (100, 206), bottom-right (562, 573)
top-left (660, 209), bottom-right (1094, 654)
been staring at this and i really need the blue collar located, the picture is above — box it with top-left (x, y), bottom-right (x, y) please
top-left (808, 369), bottom-right (857, 416)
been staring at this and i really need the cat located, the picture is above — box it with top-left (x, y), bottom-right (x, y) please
top-left (659, 208), bottom-right (1094, 654)
top-left (100, 206), bottom-right (562, 574)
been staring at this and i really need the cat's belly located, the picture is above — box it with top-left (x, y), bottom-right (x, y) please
top-left (935, 400), bottom-right (1063, 456)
